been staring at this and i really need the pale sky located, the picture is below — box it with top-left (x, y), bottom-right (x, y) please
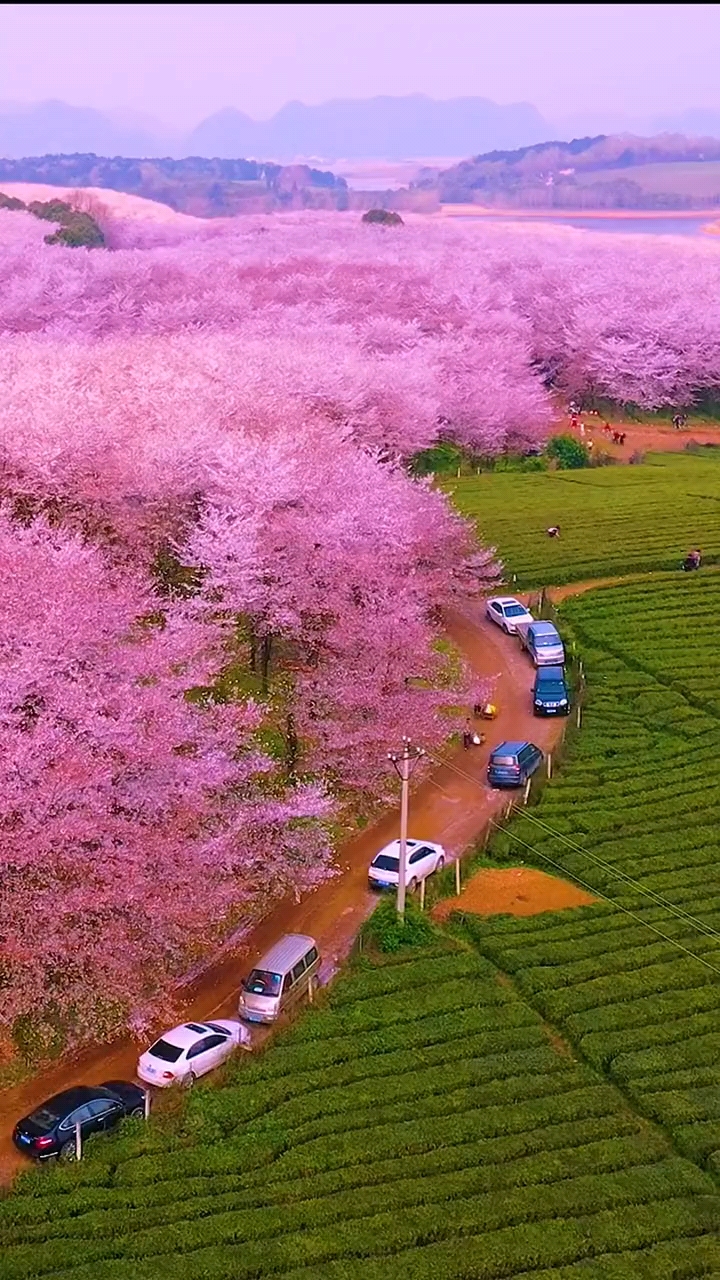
top-left (0, 3), bottom-right (719, 129)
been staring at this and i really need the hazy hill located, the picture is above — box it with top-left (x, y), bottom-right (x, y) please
top-left (187, 95), bottom-right (548, 161)
top-left (0, 96), bottom-right (548, 163)
top-left (0, 100), bottom-right (172, 158)
top-left (420, 133), bottom-right (720, 208)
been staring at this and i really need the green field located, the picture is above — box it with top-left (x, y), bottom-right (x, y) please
top-left (445, 451), bottom-right (720, 588)
top-left (2, 928), bottom-right (720, 1278)
top-left (475, 573), bottom-right (720, 1175)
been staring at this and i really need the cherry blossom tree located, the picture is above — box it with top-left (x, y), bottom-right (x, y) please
top-left (0, 514), bottom-right (330, 1048)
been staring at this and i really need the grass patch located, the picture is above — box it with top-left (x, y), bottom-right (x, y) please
top-left (443, 450), bottom-right (720, 587)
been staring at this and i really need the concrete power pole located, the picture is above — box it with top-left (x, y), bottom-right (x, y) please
top-left (388, 737), bottom-right (424, 920)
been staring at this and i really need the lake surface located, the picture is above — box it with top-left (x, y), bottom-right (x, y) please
top-left (456, 214), bottom-right (716, 237)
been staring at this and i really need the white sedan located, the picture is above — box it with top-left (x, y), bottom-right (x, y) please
top-left (137, 1019), bottom-right (251, 1088)
top-left (368, 839), bottom-right (446, 892)
top-left (485, 596), bottom-right (534, 635)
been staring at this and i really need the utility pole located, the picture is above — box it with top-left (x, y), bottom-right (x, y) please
top-left (388, 737), bottom-right (425, 920)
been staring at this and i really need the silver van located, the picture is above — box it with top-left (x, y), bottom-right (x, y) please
top-left (238, 934), bottom-right (320, 1025)
top-left (521, 621), bottom-right (565, 667)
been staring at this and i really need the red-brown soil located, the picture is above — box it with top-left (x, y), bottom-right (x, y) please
top-left (433, 865), bottom-right (595, 920)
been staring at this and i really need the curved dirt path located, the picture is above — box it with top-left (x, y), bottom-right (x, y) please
top-left (0, 604), bottom-right (569, 1182)
top-left (567, 418), bottom-right (720, 460)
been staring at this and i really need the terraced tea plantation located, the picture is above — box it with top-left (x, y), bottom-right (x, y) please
top-left (475, 572), bottom-right (720, 1179)
top-left (3, 932), bottom-right (720, 1278)
top-left (446, 450), bottom-right (720, 587)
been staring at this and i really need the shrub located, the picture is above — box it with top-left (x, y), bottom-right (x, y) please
top-left (361, 208), bottom-right (404, 226)
top-left (546, 434), bottom-right (590, 469)
top-left (361, 898), bottom-right (436, 953)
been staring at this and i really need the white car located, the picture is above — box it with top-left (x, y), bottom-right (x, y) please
top-left (485, 596), bottom-right (534, 635)
top-left (137, 1019), bottom-right (250, 1088)
top-left (368, 839), bottom-right (446, 892)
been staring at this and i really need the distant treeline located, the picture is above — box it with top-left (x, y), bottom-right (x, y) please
top-left (0, 154), bottom-right (352, 217)
top-left (415, 134), bottom-right (720, 208)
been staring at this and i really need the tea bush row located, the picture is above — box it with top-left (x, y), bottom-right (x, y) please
top-left (468, 576), bottom-right (720, 1166)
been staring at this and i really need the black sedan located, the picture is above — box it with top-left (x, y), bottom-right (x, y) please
top-left (13, 1081), bottom-right (146, 1161)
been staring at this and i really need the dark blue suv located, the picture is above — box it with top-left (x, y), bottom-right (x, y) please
top-left (533, 666), bottom-right (571, 716)
top-left (487, 740), bottom-right (543, 789)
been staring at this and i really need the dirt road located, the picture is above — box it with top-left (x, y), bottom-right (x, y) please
top-left (568, 417), bottom-right (720, 459)
top-left (0, 604), bottom-right (566, 1182)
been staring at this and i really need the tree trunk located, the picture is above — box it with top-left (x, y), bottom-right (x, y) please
top-left (247, 621), bottom-right (257, 674)
top-left (260, 633), bottom-right (273, 693)
top-left (285, 711), bottom-right (299, 783)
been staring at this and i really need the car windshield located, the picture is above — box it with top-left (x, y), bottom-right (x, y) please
top-left (536, 635), bottom-right (559, 646)
top-left (492, 756), bottom-right (518, 767)
top-left (244, 969), bottom-right (282, 997)
top-left (148, 1038), bottom-right (183, 1063)
top-left (27, 1105), bottom-right (60, 1131)
top-left (372, 854), bottom-right (400, 872)
top-left (504, 604), bottom-right (525, 617)
top-left (539, 683), bottom-right (565, 695)
top-left (205, 1022), bottom-right (231, 1036)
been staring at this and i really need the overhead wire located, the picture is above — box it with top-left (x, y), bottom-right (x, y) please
top-left (422, 746), bottom-right (720, 965)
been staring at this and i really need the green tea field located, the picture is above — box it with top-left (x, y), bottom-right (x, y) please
top-left (446, 451), bottom-right (720, 587)
top-left (475, 572), bottom-right (720, 1175)
top-left (2, 928), bottom-right (719, 1279)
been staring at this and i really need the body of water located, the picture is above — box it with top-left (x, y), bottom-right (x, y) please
top-left (455, 214), bottom-right (716, 236)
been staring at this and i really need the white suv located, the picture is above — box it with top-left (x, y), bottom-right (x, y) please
top-left (368, 839), bottom-right (446, 892)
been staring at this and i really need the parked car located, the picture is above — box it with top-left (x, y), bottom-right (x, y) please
top-left (13, 1081), bottom-right (145, 1162)
top-left (517, 620), bottom-right (565, 667)
top-left (533, 665), bottom-right (571, 716)
top-left (485, 596), bottom-right (534, 635)
top-left (238, 934), bottom-right (321, 1025)
top-left (487, 741), bottom-right (543, 788)
top-left (137, 1019), bottom-right (249, 1088)
top-left (368, 838), bottom-right (446, 892)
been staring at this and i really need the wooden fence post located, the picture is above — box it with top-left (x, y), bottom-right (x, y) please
top-left (144, 1089), bottom-right (151, 1121)
top-left (455, 858), bottom-right (461, 896)
top-left (75, 1121), bottom-right (82, 1161)
top-left (419, 877), bottom-right (426, 912)
top-left (547, 753), bottom-right (552, 780)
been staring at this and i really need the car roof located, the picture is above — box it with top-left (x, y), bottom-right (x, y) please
top-left (35, 1086), bottom-right (99, 1114)
top-left (253, 933), bottom-right (317, 975)
top-left (157, 1024), bottom-right (208, 1050)
top-left (490, 595), bottom-right (523, 606)
top-left (492, 740), bottom-right (530, 755)
top-left (530, 621), bottom-right (560, 634)
top-left (536, 665), bottom-right (565, 678)
top-left (375, 839), bottom-right (439, 858)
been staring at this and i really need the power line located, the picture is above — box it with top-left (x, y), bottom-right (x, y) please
top-left (485, 819), bottom-right (720, 979)
top-left (515, 808), bottom-right (720, 945)
top-left (425, 745), bottom-right (720, 945)
top-left (422, 746), bottom-right (720, 957)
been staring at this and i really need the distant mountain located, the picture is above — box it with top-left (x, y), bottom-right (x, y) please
top-left (0, 96), bottom-right (549, 163)
top-left (187, 95), bottom-right (549, 161)
top-left (0, 100), bottom-right (176, 158)
top-left (649, 108), bottom-right (720, 140)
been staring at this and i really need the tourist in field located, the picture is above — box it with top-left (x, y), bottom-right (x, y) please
top-left (546, 525), bottom-right (560, 537)
top-left (683, 548), bottom-right (702, 570)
